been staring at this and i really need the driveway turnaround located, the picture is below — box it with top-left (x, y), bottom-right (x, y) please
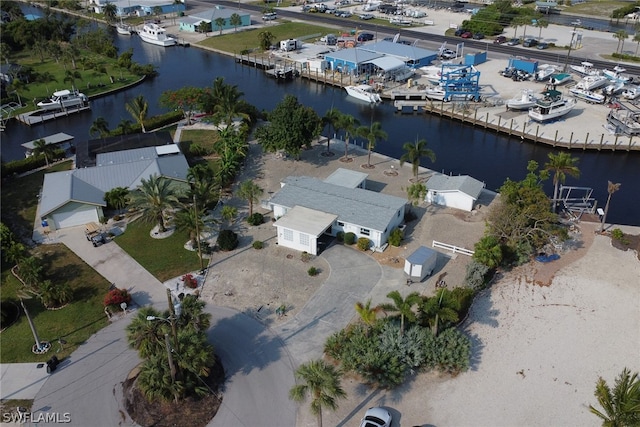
top-left (274, 244), bottom-right (383, 365)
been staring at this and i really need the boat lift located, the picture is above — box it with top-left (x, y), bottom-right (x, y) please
top-left (0, 102), bottom-right (21, 131)
top-left (558, 185), bottom-right (597, 219)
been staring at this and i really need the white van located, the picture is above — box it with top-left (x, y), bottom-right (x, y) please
top-left (262, 12), bottom-right (277, 20)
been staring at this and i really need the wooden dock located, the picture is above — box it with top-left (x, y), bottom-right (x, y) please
top-left (16, 104), bottom-right (91, 126)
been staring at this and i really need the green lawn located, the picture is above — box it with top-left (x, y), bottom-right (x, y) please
top-left (0, 161), bottom-right (73, 239)
top-left (564, 1), bottom-right (629, 17)
top-left (0, 244), bottom-right (110, 363)
top-left (114, 219), bottom-right (201, 282)
top-left (180, 129), bottom-right (220, 152)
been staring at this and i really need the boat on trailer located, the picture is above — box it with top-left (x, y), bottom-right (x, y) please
top-left (528, 86), bottom-right (576, 122)
top-left (570, 87), bottom-right (605, 104)
top-left (506, 89), bottom-right (537, 110)
top-left (570, 61), bottom-right (600, 76)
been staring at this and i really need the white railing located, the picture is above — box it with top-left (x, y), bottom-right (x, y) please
top-left (432, 240), bottom-right (474, 256)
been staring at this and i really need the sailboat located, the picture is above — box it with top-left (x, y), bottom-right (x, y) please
top-left (116, 16), bottom-right (132, 35)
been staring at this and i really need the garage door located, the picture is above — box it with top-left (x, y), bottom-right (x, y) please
top-left (52, 205), bottom-right (99, 229)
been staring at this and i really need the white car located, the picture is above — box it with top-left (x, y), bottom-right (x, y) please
top-left (360, 407), bottom-right (392, 427)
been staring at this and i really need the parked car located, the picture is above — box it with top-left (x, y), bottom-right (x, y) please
top-left (523, 38), bottom-right (538, 47)
top-left (494, 35), bottom-right (507, 44)
top-left (461, 31), bottom-right (473, 38)
top-left (398, 39), bottom-right (412, 45)
top-left (454, 28), bottom-right (467, 36)
top-left (537, 42), bottom-right (549, 49)
top-left (262, 12), bottom-right (277, 20)
top-left (506, 38), bottom-right (520, 46)
top-left (360, 407), bottom-right (392, 427)
top-left (472, 32), bottom-right (485, 40)
top-left (357, 32), bottom-right (375, 42)
top-left (359, 13), bottom-right (374, 19)
top-left (440, 48), bottom-right (456, 59)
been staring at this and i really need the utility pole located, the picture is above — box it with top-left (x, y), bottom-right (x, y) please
top-left (166, 289), bottom-right (179, 355)
top-left (193, 194), bottom-right (204, 271)
top-left (563, 25), bottom-right (578, 72)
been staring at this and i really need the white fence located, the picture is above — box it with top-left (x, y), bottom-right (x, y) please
top-left (432, 240), bottom-right (474, 257)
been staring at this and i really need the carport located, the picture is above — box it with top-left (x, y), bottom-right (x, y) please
top-left (273, 206), bottom-right (337, 255)
top-left (364, 56), bottom-right (411, 81)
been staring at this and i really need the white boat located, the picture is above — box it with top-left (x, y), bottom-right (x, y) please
top-left (138, 22), bottom-right (176, 47)
top-left (534, 65), bottom-right (556, 82)
top-left (570, 87), bottom-right (605, 104)
top-left (389, 17), bottom-right (412, 26)
top-left (116, 22), bottom-right (132, 35)
top-left (528, 87), bottom-right (576, 122)
top-left (344, 85), bottom-right (382, 103)
top-left (575, 74), bottom-right (609, 91)
top-left (37, 89), bottom-right (88, 111)
top-left (603, 81), bottom-right (625, 96)
top-left (622, 86), bottom-right (640, 100)
top-left (607, 109), bottom-right (640, 135)
top-left (570, 61), bottom-right (600, 76)
top-left (603, 65), bottom-right (633, 84)
top-left (419, 65), bottom-right (443, 84)
top-left (506, 89), bottom-right (537, 110)
top-left (549, 73), bottom-right (572, 85)
top-left (425, 86), bottom-right (446, 101)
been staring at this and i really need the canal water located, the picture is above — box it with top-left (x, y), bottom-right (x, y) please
top-left (2, 18), bottom-right (639, 225)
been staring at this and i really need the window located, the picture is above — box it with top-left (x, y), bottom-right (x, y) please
top-left (283, 229), bottom-right (293, 241)
top-left (397, 210), bottom-right (401, 217)
top-left (299, 233), bottom-right (309, 246)
top-left (360, 228), bottom-right (370, 236)
top-left (337, 221), bottom-right (344, 227)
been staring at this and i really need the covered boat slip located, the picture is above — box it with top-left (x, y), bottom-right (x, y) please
top-left (364, 56), bottom-right (414, 82)
top-left (21, 133), bottom-right (74, 157)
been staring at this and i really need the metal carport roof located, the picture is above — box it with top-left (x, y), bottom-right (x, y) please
top-left (365, 56), bottom-right (406, 71)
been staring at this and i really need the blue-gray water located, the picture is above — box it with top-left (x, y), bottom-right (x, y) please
top-left (2, 18), bottom-right (638, 225)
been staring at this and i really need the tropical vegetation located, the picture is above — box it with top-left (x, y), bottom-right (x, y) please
top-left (128, 175), bottom-right (181, 233)
top-left (399, 138), bottom-right (436, 181)
top-left (589, 368), bottom-right (640, 426)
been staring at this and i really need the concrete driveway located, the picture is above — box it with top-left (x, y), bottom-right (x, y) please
top-left (274, 244), bottom-right (384, 365)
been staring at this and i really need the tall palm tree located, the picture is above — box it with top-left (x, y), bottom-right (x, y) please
top-left (126, 95), bottom-right (148, 133)
top-left (613, 30), bottom-right (629, 53)
top-left (321, 108), bottom-right (342, 153)
top-left (399, 138), bottom-right (436, 181)
top-left (589, 368), bottom-right (640, 426)
top-left (128, 175), bottom-right (180, 232)
top-left (174, 203), bottom-right (207, 248)
top-left (379, 290), bottom-right (421, 336)
top-left (600, 181), bottom-right (622, 233)
top-left (289, 360), bottom-right (346, 427)
top-left (230, 13), bottom-right (242, 32)
top-left (419, 289), bottom-right (460, 336)
top-left (32, 139), bottom-right (55, 167)
top-left (544, 151), bottom-right (580, 213)
top-left (357, 121), bottom-right (388, 168)
top-left (103, 2), bottom-right (117, 25)
top-left (89, 116), bottom-right (110, 138)
top-left (536, 18), bottom-right (548, 39)
top-left (236, 180), bottom-right (263, 217)
top-left (187, 164), bottom-right (219, 210)
top-left (354, 299), bottom-right (380, 326)
top-left (336, 113), bottom-right (360, 160)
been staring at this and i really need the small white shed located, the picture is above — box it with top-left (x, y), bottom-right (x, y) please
top-left (404, 246), bottom-right (438, 281)
top-left (425, 174), bottom-right (485, 212)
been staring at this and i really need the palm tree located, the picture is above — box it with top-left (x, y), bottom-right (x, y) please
top-left (115, 119), bottom-right (133, 136)
top-left (614, 30), bottom-right (629, 54)
top-left (126, 306), bottom-right (165, 358)
top-left (399, 138), bottom-right (436, 181)
top-left (230, 13), bottom-right (242, 32)
top-left (220, 205), bottom-right (238, 230)
top-left (589, 368), bottom-right (640, 426)
top-left (419, 289), bottom-right (460, 336)
top-left (336, 113), bottom-right (360, 160)
top-left (258, 30), bottom-right (274, 51)
top-left (126, 95), bottom-right (148, 133)
top-left (214, 17), bottom-right (225, 35)
top-left (544, 152), bottom-right (580, 213)
top-left (600, 181), bottom-right (622, 233)
top-left (39, 280), bottom-right (73, 308)
top-left (321, 108), bottom-right (342, 153)
top-left (89, 116), bottom-right (110, 138)
top-left (536, 18), bottom-right (548, 39)
top-left (236, 180), bottom-right (263, 217)
top-left (213, 82), bottom-right (246, 126)
top-left (187, 164), bottom-right (219, 210)
top-left (289, 360), bottom-right (346, 427)
top-left (32, 139), bottom-right (55, 167)
top-left (378, 290), bottom-right (421, 336)
top-left (406, 182), bottom-right (427, 209)
top-left (128, 175), bottom-right (180, 232)
top-left (174, 203), bottom-right (206, 248)
top-left (357, 121), bottom-right (388, 168)
top-left (103, 2), bottom-right (117, 25)
top-left (104, 187), bottom-right (129, 212)
top-left (63, 69), bottom-right (82, 89)
top-left (354, 299), bottom-right (380, 326)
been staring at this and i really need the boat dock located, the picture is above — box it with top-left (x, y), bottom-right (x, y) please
top-left (16, 104), bottom-right (91, 126)
top-left (21, 133), bottom-right (75, 157)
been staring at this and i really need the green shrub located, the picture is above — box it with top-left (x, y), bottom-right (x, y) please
top-left (388, 229), bottom-right (403, 247)
top-left (611, 228), bottom-right (624, 240)
top-left (336, 231), bottom-right (344, 242)
top-left (463, 260), bottom-right (491, 291)
top-left (217, 229), bottom-right (238, 251)
top-left (252, 240), bottom-right (264, 249)
top-left (357, 237), bottom-right (370, 251)
top-left (307, 266), bottom-right (318, 276)
top-left (450, 287), bottom-right (475, 320)
top-left (247, 213), bottom-right (264, 226)
top-left (188, 143), bottom-right (209, 157)
top-left (301, 251), bottom-right (311, 262)
top-left (344, 232), bottom-right (356, 245)
top-left (0, 149), bottom-right (65, 178)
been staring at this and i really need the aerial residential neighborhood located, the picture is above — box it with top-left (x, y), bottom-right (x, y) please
top-left (1, 0), bottom-right (638, 426)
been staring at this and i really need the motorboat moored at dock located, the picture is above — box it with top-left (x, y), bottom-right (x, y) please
top-left (36, 89), bottom-right (88, 111)
top-left (138, 22), bottom-right (176, 47)
top-left (345, 85), bottom-right (382, 103)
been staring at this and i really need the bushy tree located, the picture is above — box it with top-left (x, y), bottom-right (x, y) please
top-left (463, 260), bottom-right (491, 290)
top-left (217, 229), bottom-right (238, 251)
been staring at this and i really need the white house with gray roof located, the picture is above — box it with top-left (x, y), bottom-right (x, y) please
top-left (269, 175), bottom-right (407, 255)
top-left (40, 145), bottom-right (189, 229)
top-left (425, 174), bottom-right (485, 212)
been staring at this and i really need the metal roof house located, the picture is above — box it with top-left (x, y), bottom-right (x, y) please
top-left (425, 174), bottom-right (485, 212)
top-left (179, 7), bottom-right (250, 32)
top-left (40, 145), bottom-right (189, 230)
top-left (269, 175), bottom-right (407, 255)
